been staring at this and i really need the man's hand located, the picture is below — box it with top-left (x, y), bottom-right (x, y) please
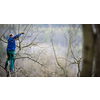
top-left (21, 32), bottom-right (24, 34)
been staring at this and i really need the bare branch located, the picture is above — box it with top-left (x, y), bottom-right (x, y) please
top-left (0, 24), bottom-right (11, 39)
top-left (50, 38), bottom-right (65, 74)
top-left (0, 38), bottom-right (7, 43)
top-left (15, 56), bottom-right (43, 66)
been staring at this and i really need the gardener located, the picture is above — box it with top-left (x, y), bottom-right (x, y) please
top-left (5, 32), bottom-right (24, 73)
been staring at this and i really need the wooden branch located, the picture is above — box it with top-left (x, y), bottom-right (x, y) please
top-left (19, 69), bottom-right (27, 77)
top-left (0, 24), bottom-right (11, 39)
top-left (0, 38), bottom-right (7, 43)
top-left (23, 24), bottom-right (29, 32)
top-left (15, 56), bottom-right (43, 66)
top-left (0, 64), bottom-right (7, 73)
top-left (51, 38), bottom-right (66, 75)
top-left (22, 32), bottom-right (40, 49)
top-left (70, 47), bottom-right (78, 62)
top-left (20, 24), bottom-right (31, 43)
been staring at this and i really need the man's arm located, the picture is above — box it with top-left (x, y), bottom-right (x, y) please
top-left (12, 32), bottom-right (24, 40)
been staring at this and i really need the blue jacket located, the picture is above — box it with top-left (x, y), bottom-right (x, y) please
top-left (6, 33), bottom-right (21, 51)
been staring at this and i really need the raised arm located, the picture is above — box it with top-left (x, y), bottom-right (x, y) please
top-left (12, 33), bottom-right (21, 39)
top-left (12, 32), bottom-right (24, 40)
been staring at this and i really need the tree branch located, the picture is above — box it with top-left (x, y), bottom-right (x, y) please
top-left (0, 24), bottom-right (11, 39)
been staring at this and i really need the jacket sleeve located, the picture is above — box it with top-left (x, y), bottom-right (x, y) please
top-left (12, 33), bottom-right (21, 40)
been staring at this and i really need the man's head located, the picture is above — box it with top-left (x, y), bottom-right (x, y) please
top-left (9, 33), bottom-right (14, 37)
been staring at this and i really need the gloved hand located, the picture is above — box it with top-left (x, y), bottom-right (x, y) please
top-left (21, 32), bottom-right (24, 34)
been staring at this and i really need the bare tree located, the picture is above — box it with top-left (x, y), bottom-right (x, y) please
top-left (51, 24), bottom-right (82, 77)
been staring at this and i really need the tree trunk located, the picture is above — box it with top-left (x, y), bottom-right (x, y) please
top-left (94, 24), bottom-right (100, 76)
top-left (81, 24), bottom-right (94, 77)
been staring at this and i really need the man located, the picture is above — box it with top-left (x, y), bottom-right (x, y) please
top-left (5, 32), bottom-right (24, 73)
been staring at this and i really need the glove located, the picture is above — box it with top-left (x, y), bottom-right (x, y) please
top-left (21, 32), bottom-right (24, 34)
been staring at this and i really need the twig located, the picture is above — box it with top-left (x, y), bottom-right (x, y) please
top-left (0, 24), bottom-right (11, 39)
